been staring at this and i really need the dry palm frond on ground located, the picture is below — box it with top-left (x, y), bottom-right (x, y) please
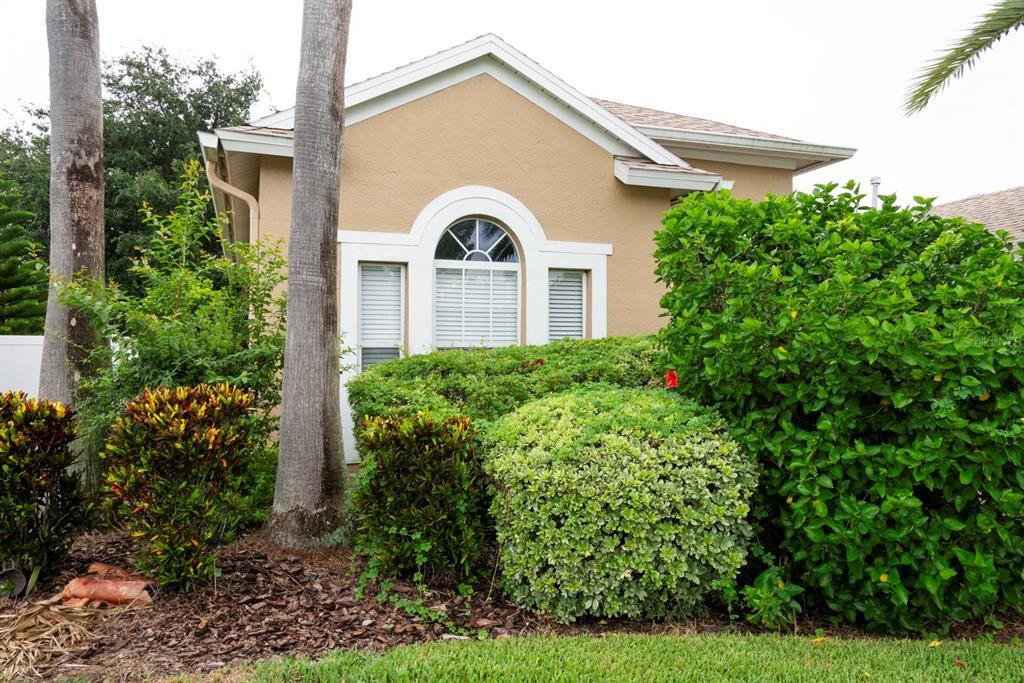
top-left (0, 594), bottom-right (129, 680)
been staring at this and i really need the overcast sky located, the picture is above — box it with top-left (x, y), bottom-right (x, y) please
top-left (2, 0), bottom-right (1022, 202)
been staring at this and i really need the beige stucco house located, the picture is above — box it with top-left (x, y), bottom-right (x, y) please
top-left (198, 35), bottom-right (854, 457)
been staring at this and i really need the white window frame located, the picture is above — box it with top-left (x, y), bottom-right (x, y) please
top-left (338, 185), bottom-right (612, 463)
top-left (547, 269), bottom-right (587, 341)
top-left (357, 262), bottom-right (406, 370)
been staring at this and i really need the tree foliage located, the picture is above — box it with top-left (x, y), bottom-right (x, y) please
top-left (905, 0), bottom-right (1024, 113)
top-left (0, 47), bottom-right (262, 287)
top-left (655, 183), bottom-right (1024, 632)
top-left (0, 174), bottom-right (46, 334)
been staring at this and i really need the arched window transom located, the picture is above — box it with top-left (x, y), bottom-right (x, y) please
top-left (434, 218), bottom-right (519, 263)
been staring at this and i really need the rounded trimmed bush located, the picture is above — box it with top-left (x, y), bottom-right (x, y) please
top-left (484, 387), bottom-right (756, 622)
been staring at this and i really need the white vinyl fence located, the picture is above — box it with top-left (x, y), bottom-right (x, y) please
top-left (0, 335), bottom-right (43, 396)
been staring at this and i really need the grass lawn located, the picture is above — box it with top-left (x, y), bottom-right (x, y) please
top-left (234, 633), bottom-right (1024, 682)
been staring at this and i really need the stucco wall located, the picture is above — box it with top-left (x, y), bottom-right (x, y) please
top-left (257, 74), bottom-right (794, 336)
top-left (687, 159), bottom-right (793, 199)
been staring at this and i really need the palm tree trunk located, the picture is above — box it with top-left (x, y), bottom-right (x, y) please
top-left (267, 0), bottom-right (352, 547)
top-left (40, 0), bottom-right (105, 492)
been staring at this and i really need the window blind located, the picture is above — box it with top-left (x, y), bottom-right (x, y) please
top-left (434, 266), bottom-right (519, 348)
top-left (359, 263), bottom-right (403, 370)
top-left (548, 269), bottom-right (585, 340)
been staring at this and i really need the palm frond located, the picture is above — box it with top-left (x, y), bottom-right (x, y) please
top-left (905, 0), bottom-right (1024, 114)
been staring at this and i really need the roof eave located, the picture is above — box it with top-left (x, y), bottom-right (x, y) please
top-left (214, 128), bottom-right (294, 157)
top-left (637, 124), bottom-right (856, 175)
top-left (613, 158), bottom-right (722, 192)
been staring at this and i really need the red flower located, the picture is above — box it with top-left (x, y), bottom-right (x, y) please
top-left (665, 370), bottom-right (679, 389)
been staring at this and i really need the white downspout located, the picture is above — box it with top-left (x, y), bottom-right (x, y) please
top-left (206, 160), bottom-right (260, 244)
top-left (870, 176), bottom-right (881, 209)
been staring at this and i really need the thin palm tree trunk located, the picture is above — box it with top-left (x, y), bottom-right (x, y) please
top-left (268, 0), bottom-right (352, 547)
top-left (40, 0), bottom-right (105, 492)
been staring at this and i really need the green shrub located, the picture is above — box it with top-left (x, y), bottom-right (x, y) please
top-left (485, 387), bottom-right (756, 623)
top-left (61, 160), bottom-right (286, 517)
top-left (103, 384), bottom-right (256, 590)
top-left (348, 336), bottom-right (660, 432)
top-left (654, 182), bottom-right (1024, 632)
top-left (347, 336), bottom-right (661, 582)
top-left (0, 393), bottom-right (87, 581)
top-left (353, 413), bottom-right (489, 581)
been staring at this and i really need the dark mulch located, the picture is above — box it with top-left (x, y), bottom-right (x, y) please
top-left (4, 530), bottom-right (1021, 681)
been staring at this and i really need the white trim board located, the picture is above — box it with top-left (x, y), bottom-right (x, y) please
top-left (239, 34), bottom-right (686, 167)
top-left (613, 159), bottom-right (723, 192)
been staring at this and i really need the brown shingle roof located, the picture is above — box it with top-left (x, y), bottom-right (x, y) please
top-left (614, 156), bottom-right (717, 176)
top-left (219, 124), bottom-right (295, 138)
top-left (591, 98), bottom-right (798, 141)
top-left (932, 186), bottom-right (1024, 245)
top-left (228, 99), bottom-right (802, 147)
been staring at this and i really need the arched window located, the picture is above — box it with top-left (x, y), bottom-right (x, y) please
top-left (433, 218), bottom-right (520, 348)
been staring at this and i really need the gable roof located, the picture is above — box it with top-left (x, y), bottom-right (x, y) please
top-left (242, 34), bottom-right (687, 168)
top-left (592, 98), bottom-right (798, 142)
top-left (932, 185), bottom-right (1024, 245)
top-left (206, 34), bottom-right (855, 189)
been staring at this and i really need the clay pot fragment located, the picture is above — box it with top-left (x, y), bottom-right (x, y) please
top-left (62, 577), bottom-right (152, 606)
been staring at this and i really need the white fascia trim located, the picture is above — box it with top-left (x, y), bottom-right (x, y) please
top-left (639, 125), bottom-right (856, 161)
top-left (197, 131), bottom-right (219, 151)
top-left (247, 34), bottom-right (686, 168)
top-left (613, 158), bottom-right (722, 192)
top-left (215, 128), bottom-right (294, 157)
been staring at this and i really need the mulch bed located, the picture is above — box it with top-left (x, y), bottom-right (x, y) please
top-left (3, 530), bottom-right (1021, 681)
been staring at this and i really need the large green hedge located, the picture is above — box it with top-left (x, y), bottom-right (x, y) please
top-left (485, 387), bottom-right (756, 622)
top-left (347, 336), bottom-right (660, 433)
top-left (654, 182), bottom-right (1024, 632)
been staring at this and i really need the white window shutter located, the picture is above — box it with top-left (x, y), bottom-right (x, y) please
top-left (359, 264), bottom-right (403, 369)
top-left (548, 270), bottom-right (585, 340)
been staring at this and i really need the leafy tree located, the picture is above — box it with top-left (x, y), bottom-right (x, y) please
top-left (60, 161), bottom-right (287, 521)
top-left (655, 183), bottom-right (1024, 632)
top-left (0, 47), bottom-right (262, 287)
top-left (906, 0), bottom-right (1024, 113)
top-left (0, 175), bottom-right (47, 334)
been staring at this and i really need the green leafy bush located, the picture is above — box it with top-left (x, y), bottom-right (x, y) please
top-left (0, 393), bottom-right (87, 581)
top-left (347, 336), bottom-right (660, 582)
top-left (61, 160), bottom-right (286, 518)
top-left (103, 384), bottom-right (256, 590)
top-left (485, 387), bottom-right (756, 623)
top-left (348, 336), bottom-right (660, 430)
top-left (353, 413), bottom-right (489, 581)
top-left (654, 183), bottom-right (1024, 631)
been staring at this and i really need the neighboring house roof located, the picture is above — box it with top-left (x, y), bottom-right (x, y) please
top-left (204, 34), bottom-right (855, 190)
top-left (932, 185), bottom-right (1024, 245)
